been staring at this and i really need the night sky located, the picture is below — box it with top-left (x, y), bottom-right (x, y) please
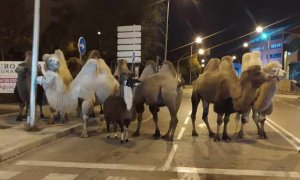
top-left (168, 0), bottom-right (300, 60)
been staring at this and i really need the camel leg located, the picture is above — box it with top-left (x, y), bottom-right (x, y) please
top-left (162, 107), bottom-right (178, 141)
top-left (16, 102), bottom-right (25, 121)
top-left (202, 101), bottom-right (215, 138)
top-left (60, 111), bottom-right (66, 123)
top-left (214, 114), bottom-right (223, 142)
top-left (48, 107), bottom-right (55, 124)
top-left (191, 91), bottom-right (200, 136)
top-left (95, 116), bottom-right (103, 133)
top-left (100, 104), bottom-right (104, 114)
top-left (238, 109), bottom-right (251, 138)
top-left (132, 112), bottom-right (143, 137)
top-left (234, 113), bottom-right (241, 134)
top-left (257, 113), bottom-right (267, 139)
top-left (114, 122), bottom-right (118, 139)
top-left (119, 122), bottom-right (125, 144)
top-left (39, 103), bottom-right (45, 119)
top-left (222, 114), bottom-right (231, 141)
top-left (124, 124), bottom-right (129, 142)
top-left (81, 115), bottom-right (89, 138)
top-left (150, 106), bottom-right (161, 139)
top-left (106, 120), bottom-right (110, 138)
top-left (24, 103), bottom-right (29, 118)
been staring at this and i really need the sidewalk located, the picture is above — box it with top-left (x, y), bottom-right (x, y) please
top-left (0, 107), bottom-right (82, 162)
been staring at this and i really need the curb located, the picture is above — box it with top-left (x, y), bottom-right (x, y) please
top-left (0, 123), bottom-right (82, 162)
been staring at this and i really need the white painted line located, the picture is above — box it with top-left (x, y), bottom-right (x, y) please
top-left (189, 111), bottom-right (192, 116)
top-left (177, 128), bottom-right (185, 140)
top-left (198, 123), bottom-right (206, 128)
top-left (279, 101), bottom-right (300, 110)
top-left (161, 144), bottom-right (178, 171)
top-left (267, 117), bottom-right (300, 144)
top-left (15, 160), bottom-right (157, 171)
top-left (15, 160), bottom-right (300, 178)
top-left (0, 171), bottom-right (21, 179)
top-left (106, 176), bottom-right (127, 180)
top-left (184, 117), bottom-right (189, 125)
top-left (42, 173), bottom-right (79, 180)
top-left (265, 121), bottom-right (299, 151)
top-left (170, 167), bottom-right (300, 178)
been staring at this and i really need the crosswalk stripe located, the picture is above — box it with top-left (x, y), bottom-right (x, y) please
top-left (42, 173), bottom-right (79, 180)
top-left (0, 171), bottom-right (20, 179)
top-left (106, 176), bottom-right (126, 180)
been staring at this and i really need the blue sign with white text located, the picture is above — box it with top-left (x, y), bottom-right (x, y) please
top-left (78, 37), bottom-right (86, 55)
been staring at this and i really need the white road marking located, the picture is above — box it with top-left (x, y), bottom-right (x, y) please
top-left (42, 173), bottom-right (79, 180)
top-left (0, 171), bottom-right (20, 179)
top-left (189, 110), bottom-right (192, 116)
top-left (265, 121), bottom-right (299, 151)
top-left (15, 160), bottom-right (300, 178)
top-left (198, 123), bottom-right (206, 128)
top-left (184, 117), bottom-right (189, 125)
top-left (177, 128), bottom-right (185, 140)
top-left (106, 176), bottom-right (127, 180)
top-left (279, 101), bottom-right (300, 110)
top-left (161, 144), bottom-right (179, 171)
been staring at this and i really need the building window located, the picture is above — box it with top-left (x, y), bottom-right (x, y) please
top-left (270, 53), bottom-right (282, 59)
top-left (270, 43), bottom-right (282, 49)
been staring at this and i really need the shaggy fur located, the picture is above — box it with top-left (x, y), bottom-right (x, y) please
top-left (235, 61), bottom-right (286, 138)
top-left (132, 61), bottom-right (183, 141)
top-left (191, 53), bottom-right (268, 141)
top-left (114, 59), bottom-right (132, 79)
top-left (38, 58), bottom-right (120, 137)
top-left (203, 58), bottom-right (220, 72)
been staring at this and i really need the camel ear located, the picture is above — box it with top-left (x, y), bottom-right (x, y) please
top-left (42, 54), bottom-right (50, 62)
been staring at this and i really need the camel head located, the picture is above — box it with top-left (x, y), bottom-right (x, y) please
top-left (263, 61), bottom-right (286, 81)
top-left (88, 50), bottom-right (101, 59)
top-left (15, 63), bottom-right (29, 76)
top-left (159, 60), bottom-right (177, 78)
top-left (240, 65), bottom-right (268, 88)
top-left (43, 53), bottom-right (60, 72)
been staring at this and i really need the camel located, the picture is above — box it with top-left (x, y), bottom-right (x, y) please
top-left (132, 61), bottom-right (183, 141)
top-left (114, 59), bottom-right (133, 80)
top-left (191, 53), bottom-right (272, 141)
top-left (235, 61), bottom-right (286, 139)
top-left (67, 57), bottom-right (83, 79)
top-left (14, 51), bottom-right (45, 121)
top-left (139, 60), bottom-right (156, 81)
top-left (37, 58), bottom-right (119, 137)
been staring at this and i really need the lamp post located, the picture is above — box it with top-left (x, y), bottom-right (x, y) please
top-left (190, 36), bottom-right (202, 84)
top-left (164, 0), bottom-right (170, 61)
top-left (97, 31), bottom-right (101, 54)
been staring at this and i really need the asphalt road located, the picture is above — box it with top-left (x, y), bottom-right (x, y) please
top-left (0, 88), bottom-right (300, 180)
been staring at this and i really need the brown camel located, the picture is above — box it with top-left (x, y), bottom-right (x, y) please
top-left (132, 61), bottom-right (183, 141)
top-left (191, 55), bottom-right (269, 141)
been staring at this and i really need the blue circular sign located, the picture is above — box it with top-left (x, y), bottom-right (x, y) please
top-left (78, 37), bottom-right (86, 55)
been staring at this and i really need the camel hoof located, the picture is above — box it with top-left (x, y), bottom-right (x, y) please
top-left (209, 132), bottom-right (215, 138)
top-left (16, 116), bottom-right (22, 122)
top-left (213, 135), bottom-right (221, 142)
top-left (192, 130), bottom-right (198, 137)
top-left (115, 135), bottom-right (118, 139)
top-left (81, 132), bottom-right (88, 138)
top-left (132, 131), bottom-right (140, 137)
top-left (90, 113), bottom-right (96, 118)
top-left (238, 130), bottom-right (244, 139)
top-left (261, 132), bottom-right (268, 139)
top-left (222, 135), bottom-right (231, 141)
top-left (162, 134), bottom-right (169, 139)
top-left (100, 110), bottom-right (104, 114)
top-left (126, 139), bottom-right (129, 143)
top-left (152, 130), bottom-right (161, 139)
top-left (120, 140), bottom-right (123, 144)
top-left (107, 135), bottom-right (110, 139)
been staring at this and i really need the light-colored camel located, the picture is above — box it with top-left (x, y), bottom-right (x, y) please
top-left (139, 60), bottom-right (156, 81)
top-left (37, 58), bottom-right (119, 137)
top-left (191, 54), bottom-right (270, 141)
top-left (132, 61), bottom-right (183, 141)
top-left (114, 59), bottom-right (133, 80)
top-left (235, 61), bottom-right (286, 138)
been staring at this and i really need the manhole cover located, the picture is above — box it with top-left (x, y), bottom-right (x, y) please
top-left (0, 125), bottom-right (12, 129)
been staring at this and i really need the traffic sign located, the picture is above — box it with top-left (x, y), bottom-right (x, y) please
top-left (78, 37), bottom-right (86, 55)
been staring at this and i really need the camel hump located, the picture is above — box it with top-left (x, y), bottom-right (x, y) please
top-left (204, 58), bottom-right (220, 72)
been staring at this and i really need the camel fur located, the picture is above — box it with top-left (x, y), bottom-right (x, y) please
top-left (139, 60), bottom-right (156, 82)
top-left (191, 53), bottom-right (269, 141)
top-left (14, 51), bottom-right (45, 121)
top-left (235, 61), bottom-right (286, 138)
top-left (132, 61), bottom-right (183, 141)
top-left (37, 58), bottom-right (120, 137)
top-left (114, 59), bottom-right (133, 80)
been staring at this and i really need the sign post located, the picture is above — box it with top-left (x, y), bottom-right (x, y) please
top-left (78, 37), bottom-right (86, 60)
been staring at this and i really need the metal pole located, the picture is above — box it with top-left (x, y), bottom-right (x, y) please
top-left (28, 0), bottom-right (40, 127)
top-left (190, 44), bottom-right (192, 84)
top-left (164, 0), bottom-right (170, 61)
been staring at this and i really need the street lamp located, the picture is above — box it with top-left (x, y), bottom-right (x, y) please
top-left (243, 42), bottom-right (249, 48)
top-left (201, 59), bottom-right (205, 63)
top-left (232, 55), bottom-right (236, 60)
top-left (164, 0), bottom-right (170, 61)
top-left (198, 48), bottom-right (205, 55)
top-left (97, 31), bottom-right (102, 53)
top-left (190, 36), bottom-right (202, 84)
top-left (256, 26), bottom-right (263, 33)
